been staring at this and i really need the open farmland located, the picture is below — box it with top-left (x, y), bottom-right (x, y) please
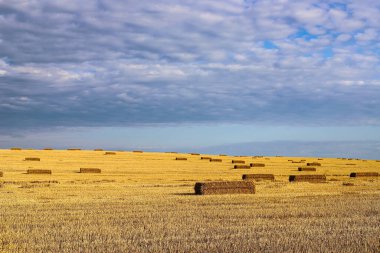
top-left (0, 149), bottom-right (380, 252)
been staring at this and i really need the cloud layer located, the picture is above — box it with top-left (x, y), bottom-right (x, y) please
top-left (1, 0), bottom-right (380, 131)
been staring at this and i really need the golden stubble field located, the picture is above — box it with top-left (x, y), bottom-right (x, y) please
top-left (0, 149), bottom-right (379, 252)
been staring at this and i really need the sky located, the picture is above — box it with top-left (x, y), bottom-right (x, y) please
top-left (0, 0), bottom-right (380, 158)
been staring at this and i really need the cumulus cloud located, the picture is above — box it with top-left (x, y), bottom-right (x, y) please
top-left (0, 0), bottom-right (379, 132)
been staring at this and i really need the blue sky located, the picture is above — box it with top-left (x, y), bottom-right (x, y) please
top-left (0, 1), bottom-right (380, 157)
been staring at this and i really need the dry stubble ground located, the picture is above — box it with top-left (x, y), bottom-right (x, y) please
top-left (0, 149), bottom-right (379, 252)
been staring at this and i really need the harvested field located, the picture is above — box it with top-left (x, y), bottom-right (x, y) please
top-left (242, 174), bottom-right (275, 181)
top-left (194, 181), bottom-right (255, 195)
top-left (231, 160), bottom-right (245, 164)
top-left (346, 163), bottom-right (356, 165)
top-left (27, 169), bottom-right (52, 174)
top-left (350, 172), bottom-right (379, 178)
top-left (175, 157), bottom-right (187, 161)
top-left (80, 168), bottom-right (101, 173)
top-left (298, 167), bottom-right (316, 171)
top-left (250, 163), bottom-right (265, 167)
top-left (1, 149), bottom-right (380, 252)
top-left (24, 157), bottom-right (40, 161)
top-left (234, 165), bottom-right (251, 169)
top-left (289, 175), bottom-right (326, 183)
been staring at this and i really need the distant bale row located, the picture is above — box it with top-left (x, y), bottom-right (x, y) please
top-left (194, 181), bottom-right (255, 195)
top-left (133, 150), bottom-right (143, 153)
top-left (289, 175), bottom-right (326, 182)
top-left (27, 169), bottom-right (52, 174)
top-left (210, 158), bottom-right (222, 162)
top-left (232, 160), bottom-right (245, 164)
top-left (80, 168), bottom-right (101, 173)
top-left (24, 157), bottom-right (40, 161)
top-left (94, 149), bottom-right (103, 151)
top-left (190, 153), bottom-right (200, 155)
top-left (10, 147), bottom-right (22, 150)
top-left (201, 157), bottom-right (211, 160)
top-left (67, 148), bottom-right (81, 151)
top-left (242, 174), bottom-right (274, 181)
top-left (350, 172), bottom-right (378, 178)
top-left (43, 148), bottom-right (53, 150)
top-left (298, 167), bottom-right (316, 171)
top-left (175, 157), bottom-right (187, 161)
top-left (104, 152), bottom-right (116, 155)
top-left (219, 154), bottom-right (227, 156)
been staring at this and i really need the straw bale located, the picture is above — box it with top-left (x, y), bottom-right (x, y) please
top-left (289, 175), bottom-right (326, 182)
top-left (232, 160), bottom-right (245, 164)
top-left (242, 174), bottom-right (274, 181)
top-left (350, 172), bottom-right (378, 178)
top-left (234, 165), bottom-right (251, 169)
top-left (250, 163), bottom-right (265, 167)
top-left (27, 169), bottom-right (52, 174)
top-left (194, 181), bottom-right (255, 195)
top-left (80, 168), bottom-right (101, 173)
top-left (307, 162), bottom-right (321, 166)
top-left (298, 167), bottom-right (316, 171)
top-left (24, 157), bottom-right (40, 161)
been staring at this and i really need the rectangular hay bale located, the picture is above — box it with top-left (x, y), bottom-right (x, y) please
top-left (27, 169), bottom-right (52, 174)
top-left (133, 150), bottom-right (143, 153)
top-left (80, 168), bottom-right (101, 173)
top-left (189, 153), bottom-right (200, 155)
top-left (232, 160), bottom-right (245, 164)
top-left (175, 157), bottom-right (187, 160)
top-left (242, 174), bottom-right (274, 181)
top-left (10, 147), bottom-right (22, 150)
top-left (201, 157), bottom-right (211, 160)
top-left (104, 152), bottom-right (116, 155)
top-left (307, 162), bottom-right (321, 166)
top-left (210, 158), bottom-right (222, 162)
top-left (289, 175), bottom-right (326, 182)
top-left (24, 157), bottom-right (41, 161)
top-left (0, 171), bottom-right (3, 177)
top-left (350, 172), bottom-right (379, 178)
top-left (234, 165), bottom-right (251, 169)
top-left (250, 163), bottom-right (265, 167)
top-left (194, 181), bottom-right (255, 195)
top-left (94, 149), bottom-right (104, 151)
top-left (298, 167), bottom-right (316, 171)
